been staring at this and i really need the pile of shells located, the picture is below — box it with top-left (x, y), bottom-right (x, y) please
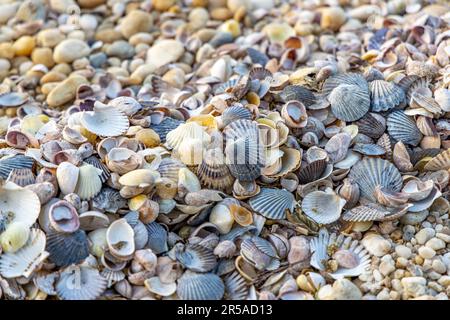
top-left (0, 0), bottom-right (449, 300)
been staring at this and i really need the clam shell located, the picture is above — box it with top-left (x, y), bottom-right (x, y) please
top-left (348, 158), bottom-right (402, 202)
top-left (46, 230), bottom-right (89, 267)
top-left (249, 188), bottom-right (295, 220)
top-left (0, 155), bottom-right (34, 179)
top-left (302, 189), bottom-right (346, 224)
top-left (56, 266), bottom-right (107, 300)
top-left (386, 110), bottom-right (423, 146)
top-left (106, 219), bottom-right (135, 259)
top-left (119, 169), bottom-right (159, 188)
top-left (108, 96), bottom-right (142, 116)
top-left (175, 243), bottom-right (217, 273)
top-left (84, 156), bottom-right (110, 183)
top-left (225, 137), bottom-right (264, 182)
top-left (56, 162), bottom-right (80, 195)
top-left (197, 148), bottom-right (235, 192)
top-left (79, 211), bottom-right (110, 231)
top-left (279, 85), bottom-right (316, 106)
top-left (0, 92), bottom-right (28, 108)
top-left (218, 106), bottom-right (253, 129)
top-left (0, 229), bottom-right (48, 278)
top-left (81, 101), bottom-right (129, 136)
top-left (0, 221), bottom-right (30, 253)
top-left (322, 73), bottom-right (369, 97)
top-left (49, 200), bottom-right (80, 233)
top-left (91, 187), bottom-right (126, 214)
top-left (352, 143), bottom-right (386, 156)
top-left (0, 181), bottom-right (41, 228)
top-left (423, 148), bottom-right (450, 171)
top-left (240, 236), bottom-right (279, 271)
top-left (106, 148), bottom-right (143, 175)
top-left (355, 113), bottom-right (386, 139)
top-left (150, 117), bottom-right (183, 143)
top-left (144, 277), bottom-right (176, 297)
top-left (177, 271), bottom-right (225, 300)
top-left (6, 168), bottom-right (35, 187)
top-left (329, 84), bottom-right (370, 121)
top-left (145, 222), bottom-right (168, 254)
top-left (74, 164), bottom-right (102, 200)
top-left (224, 271), bottom-right (249, 300)
top-left (369, 80), bottom-right (405, 112)
top-left (325, 132), bottom-right (352, 163)
top-left (166, 122), bottom-right (210, 151)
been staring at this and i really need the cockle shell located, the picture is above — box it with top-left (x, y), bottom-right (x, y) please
top-left (56, 266), bottom-right (107, 300)
top-left (386, 110), bottom-right (422, 146)
top-left (177, 271), bottom-right (225, 300)
top-left (225, 137), bottom-right (264, 182)
top-left (0, 155), bottom-right (34, 180)
top-left (424, 149), bottom-right (450, 171)
top-left (6, 168), bottom-right (35, 187)
top-left (81, 102), bottom-right (129, 137)
top-left (369, 80), bottom-right (405, 112)
top-left (175, 243), bottom-right (217, 273)
top-left (322, 73), bottom-right (369, 97)
top-left (46, 230), bottom-right (89, 267)
top-left (197, 148), bottom-right (235, 192)
top-left (301, 189), bottom-right (346, 224)
top-left (240, 236), bottom-right (280, 271)
top-left (249, 188), bottom-right (295, 220)
top-left (74, 164), bottom-right (102, 200)
top-left (166, 122), bottom-right (210, 151)
top-left (329, 84), bottom-right (370, 121)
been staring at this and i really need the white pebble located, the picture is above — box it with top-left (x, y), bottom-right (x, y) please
top-left (379, 260), bottom-right (395, 276)
top-left (432, 259), bottom-right (447, 274)
top-left (436, 232), bottom-right (450, 243)
top-left (401, 277), bottom-right (427, 298)
top-left (425, 238), bottom-right (446, 251)
top-left (415, 228), bottom-right (435, 245)
top-left (395, 245), bottom-right (412, 259)
top-left (418, 246), bottom-right (436, 259)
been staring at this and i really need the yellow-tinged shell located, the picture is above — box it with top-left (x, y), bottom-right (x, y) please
top-left (0, 221), bottom-right (30, 253)
top-left (119, 169), bottom-right (160, 188)
top-left (210, 201), bottom-right (235, 234)
top-left (187, 114), bottom-right (218, 130)
top-left (135, 129), bottom-right (160, 148)
top-left (166, 122), bottom-right (211, 151)
top-left (177, 138), bottom-right (205, 166)
top-left (74, 164), bottom-right (103, 200)
top-left (229, 204), bottom-right (253, 226)
top-left (21, 114), bottom-right (49, 136)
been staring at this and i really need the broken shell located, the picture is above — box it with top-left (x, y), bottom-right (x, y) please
top-left (106, 219), bottom-right (135, 260)
top-left (48, 200), bottom-right (80, 233)
top-left (56, 266), bottom-right (107, 300)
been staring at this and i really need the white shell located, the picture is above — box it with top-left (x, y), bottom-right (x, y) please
top-left (106, 219), bottom-right (135, 259)
top-left (81, 101), bottom-right (129, 137)
top-left (302, 189), bottom-right (346, 224)
top-left (74, 164), bottom-right (103, 200)
top-left (165, 122), bottom-right (210, 150)
top-left (56, 162), bottom-right (80, 195)
top-left (144, 277), bottom-right (177, 297)
top-left (56, 266), bottom-right (107, 300)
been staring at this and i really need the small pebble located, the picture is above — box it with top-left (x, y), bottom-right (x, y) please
top-left (418, 246), bottom-right (436, 260)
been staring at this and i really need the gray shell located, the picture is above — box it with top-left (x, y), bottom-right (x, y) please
top-left (46, 230), bottom-right (89, 267)
top-left (157, 158), bottom-right (186, 183)
top-left (369, 80), bottom-right (405, 112)
top-left (91, 187), bottom-right (127, 214)
top-left (0, 155), bottom-right (34, 179)
top-left (175, 244), bottom-right (217, 273)
top-left (150, 117), bottom-right (183, 143)
top-left (329, 84), bottom-right (370, 121)
top-left (279, 85), bottom-right (316, 106)
top-left (352, 143), bottom-right (386, 156)
top-left (386, 110), bottom-right (423, 146)
top-left (6, 168), bottom-right (36, 187)
top-left (224, 271), bottom-right (249, 300)
top-left (355, 113), bottom-right (386, 139)
top-left (248, 188), bottom-right (295, 220)
top-left (322, 73), bottom-right (369, 97)
top-left (56, 266), bottom-right (107, 300)
top-left (240, 236), bottom-right (280, 271)
top-left (177, 271), bottom-right (225, 300)
top-left (145, 222), bottom-right (168, 254)
top-left (221, 106), bottom-right (252, 128)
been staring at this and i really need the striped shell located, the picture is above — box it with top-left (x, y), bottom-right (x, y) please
top-left (369, 80), bottom-right (405, 112)
top-left (0, 155), bottom-right (34, 179)
top-left (322, 73), bottom-right (369, 97)
top-left (197, 148), bottom-right (235, 192)
top-left (219, 106), bottom-right (252, 128)
top-left (166, 122), bottom-right (210, 151)
top-left (329, 84), bottom-right (370, 121)
top-left (175, 243), bottom-right (217, 273)
top-left (91, 187), bottom-right (126, 214)
top-left (150, 117), bottom-right (183, 143)
top-left (177, 271), bottom-right (225, 300)
top-left (348, 158), bottom-right (402, 202)
top-left (301, 190), bottom-right (346, 224)
top-left (355, 113), bottom-right (386, 139)
top-left (386, 110), bottom-right (423, 146)
top-left (6, 168), bottom-right (35, 187)
top-left (343, 203), bottom-right (411, 222)
top-left (46, 230), bottom-right (89, 267)
top-left (240, 236), bottom-right (280, 271)
top-left (157, 158), bottom-right (186, 183)
top-left (225, 137), bottom-right (264, 181)
top-left (145, 222), bottom-right (168, 254)
top-left (248, 188), bottom-right (295, 220)
top-left (279, 85), bottom-right (316, 106)
top-left (81, 102), bottom-right (129, 137)
top-left (424, 149), bottom-right (450, 171)
top-left (84, 156), bottom-right (110, 183)
top-left (352, 143), bottom-right (386, 156)
top-left (298, 159), bottom-right (327, 184)
top-left (223, 119), bottom-right (259, 142)
top-left (224, 271), bottom-right (249, 300)
top-left (56, 266), bottom-right (107, 300)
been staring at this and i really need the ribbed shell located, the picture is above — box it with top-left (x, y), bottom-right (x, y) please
top-left (91, 187), bottom-right (126, 213)
top-left (46, 230), bottom-right (89, 267)
top-left (84, 156), bottom-right (111, 183)
top-left (279, 85), bottom-right (316, 106)
top-left (0, 229), bottom-right (48, 278)
top-left (369, 80), bottom-right (405, 112)
top-left (177, 271), bottom-right (225, 300)
top-left (329, 84), bottom-right (370, 121)
top-left (56, 266), bottom-right (107, 300)
top-left (424, 149), bottom-right (450, 171)
top-left (225, 137), bottom-right (264, 181)
top-left (247, 48), bottom-right (269, 66)
top-left (166, 122), bottom-right (210, 150)
top-left (0, 155), bottom-right (34, 179)
top-left (301, 191), bottom-right (346, 224)
top-left (348, 158), bottom-right (402, 202)
top-left (224, 271), bottom-right (249, 300)
top-left (342, 205), bottom-right (386, 222)
top-left (150, 117), bottom-right (183, 143)
top-left (175, 244), bottom-right (217, 272)
top-left (409, 148), bottom-right (440, 166)
top-left (220, 106), bottom-right (252, 128)
top-left (81, 104), bottom-right (129, 137)
top-left (355, 113), bottom-right (386, 139)
top-left (145, 222), bottom-right (168, 254)
top-left (322, 73), bottom-right (369, 97)
top-left (157, 158), bottom-right (186, 183)
top-left (240, 236), bottom-right (279, 271)
top-left (297, 159), bottom-right (327, 184)
top-left (386, 110), bottom-right (423, 146)
top-left (74, 164), bottom-right (103, 200)
top-left (352, 143), bottom-right (386, 156)
top-left (223, 119), bottom-right (259, 142)
top-left (248, 188), bottom-right (295, 220)
top-left (197, 148), bottom-right (235, 192)
top-left (6, 168), bottom-right (35, 187)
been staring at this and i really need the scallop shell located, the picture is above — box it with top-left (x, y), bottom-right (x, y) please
top-left (177, 271), bottom-right (225, 300)
top-left (197, 148), bottom-right (235, 192)
top-left (369, 80), bottom-right (405, 112)
top-left (108, 96), bottom-right (142, 116)
top-left (145, 222), bottom-right (168, 254)
top-left (0, 181), bottom-right (41, 228)
top-left (157, 158), bottom-right (186, 183)
top-left (348, 158), bottom-right (402, 202)
top-left (56, 162), bottom-right (80, 195)
top-left (84, 156), bottom-right (110, 183)
top-left (343, 203), bottom-right (412, 222)
top-left (91, 187), bottom-right (126, 214)
top-left (218, 106), bottom-right (252, 129)
top-left (298, 159), bottom-right (327, 184)
top-left (49, 200), bottom-right (80, 233)
top-left (80, 102), bottom-right (129, 137)
top-left (224, 271), bottom-right (249, 300)
top-left (329, 84), bottom-right (370, 121)
top-left (175, 243), bottom-right (217, 273)
top-left (46, 230), bottom-right (89, 267)
top-left (6, 168), bottom-right (35, 187)
top-left (249, 188), bottom-right (295, 220)
top-left (355, 113), bottom-right (386, 139)
top-left (106, 219), bottom-right (135, 259)
top-left (0, 229), bottom-right (48, 278)
top-left (279, 85), bottom-right (316, 106)
top-left (423, 148), bottom-right (450, 171)
top-left (223, 119), bottom-right (259, 142)
top-left (302, 189), bottom-right (346, 224)
top-left (322, 73), bottom-right (369, 97)
top-left (407, 187), bottom-right (441, 213)
top-left (33, 272), bottom-right (58, 296)
top-left (74, 164), bottom-right (102, 200)
top-left (386, 110), bottom-right (423, 146)
top-left (310, 229), bottom-right (371, 279)
top-left (225, 137), bottom-right (264, 182)
top-left (150, 117), bottom-right (183, 143)
top-left (352, 143), bottom-right (386, 156)
top-left (0, 155), bottom-right (34, 179)
top-left (56, 266), bottom-right (107, 300)
top-left (166, 122), bottom-right (210, 151)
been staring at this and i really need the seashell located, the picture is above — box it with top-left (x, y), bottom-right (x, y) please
top-left (232, 179), bottom-right (260, 200)
top-left (348, 158), bottom-right (402, 202)
top-left (81, 102), bottom-right (129, 137)
top-left (336, 179), bottom-right (360, 209)
top-left (106, 219), bottom-right (135, 260)
top-left (369, 80), bottom-right (405, 112)
top-left (355, 113), bottom-right (386, 139)
top-left (176, 137), bottom-right (205, 166)
top-left (288, 236), bottom-right (310, 264)
top-left (281, 101), bottom-right (308, 128)
top-left (302, 189), bottom-right (346, 224)
top-left (56, 162), bottom-right (79, 195)
top-left (229, 204), bottom-right (253, 227)
top-left (91, 187), bottom-right (126, 214)
top-left (423, 149), bottom-right (450, 171)
top-left (434, 88), bottom-right (450, 112)
top-left (296, 272), bottom-right (325, 293)
top-left (329, 84), bottom-right (370, 121)
top-left (0, 221), bottom-right (30, 253)
top-left (298, 159), bottom-right (327, 184)
top-left (178, 167), bottom-right (201, 198)
top-left (106, 148), bottom-right (143, 175)
top-left (108, 96), bottom-right (142, 116)
top-left (214, 240), bottom-right (237, 259)
top-left (280, 172), bottom-right (299, 193)
top-left (0, 181), bottom-right (41, 229)
top-left (166, 122), bottom-right (210, 151)
top-left (210, 201), bottom-right (235, 234)
top-left (46, 230), bottom-right (89, 267)
top-left (79, 211), bottom-right (109, 231)
top-left (376, 134), bottom-right (393, 160)
top-left (343, 203), bottom-right (411, 222)
top-left (6, 168), bottom-right (35, 187)
top-left (144, 277), bottom-right (176, 297)
top-left (223, 119), bottom-right (259, 142)
top-left (225, 137), bottom-right (264, 182)
top-left (325, 132), bottom-right (352, 164)
top-left (48, 200), bottom-right (80, 233)
top-left (0, 228), bottom-right (48, 279)
top-left (158, 158), bottom-right (186, 183)
top-left (249, 188), bottom-right (295, 220)
top-left (0, 92), bottom-right (28, 108)
top-left (175, 243), bottom-right (217, 273)
top-left (334, 151), bottom-right (361, 170)
top-left (119, 169), bottom-right (159, 188)
top-left (410, 92), bottom-right (442, 115)
top-left (279, 85), bottom-right (316, 106)
top-left (177, 271), bottom-right (225, 300)
top-left (33, 272), bottom-right (58, 296)
top-left (386, 110), bottom-right (422, 146)
top-left (224, 271), bottom-right (248, 300)
top-left (83, 156), bottom-right (110, 183)
top-left (217, 106), bottom-right (252, 129)
top-left (322, 73), bottom-right (369, 97)
top-left (150, 117), bottom-right (183, 143)
top-left (5, 128), bottom-right (39, 149)
top-left (145, 222), bottom-right (168, 254)
top-left (74, 164), bottom-right (102, 200)
top-left (374, 186), bottom-right (409, 208)
top-left (352, 143), bottom-right (386, 156)
top-left (407, 187), bottom-right (441, 213)
top-left (56, 266), bottom-right (107, 300)
top-left (185, 190), bottom-right (226, 206)
top-left (0, 155), bottom-right (34, 179)
top-left (62, 126), bottom-right (87, 145)
top-left (393, 141), bottom-right (413, 172)
top-left (240, 236), bottom-right (279, 271)
top-left (197, 148), bottom-right (234, 192)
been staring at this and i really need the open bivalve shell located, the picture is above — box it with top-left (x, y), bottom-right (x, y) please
top-left (106, 219), bottom-right (135, 260)
top-left (80, 101), bottom-right (129, 137)
top-left (301, 189), bottom-right (346, 224)
top-left (48, 200), bottom-right (80, 233)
